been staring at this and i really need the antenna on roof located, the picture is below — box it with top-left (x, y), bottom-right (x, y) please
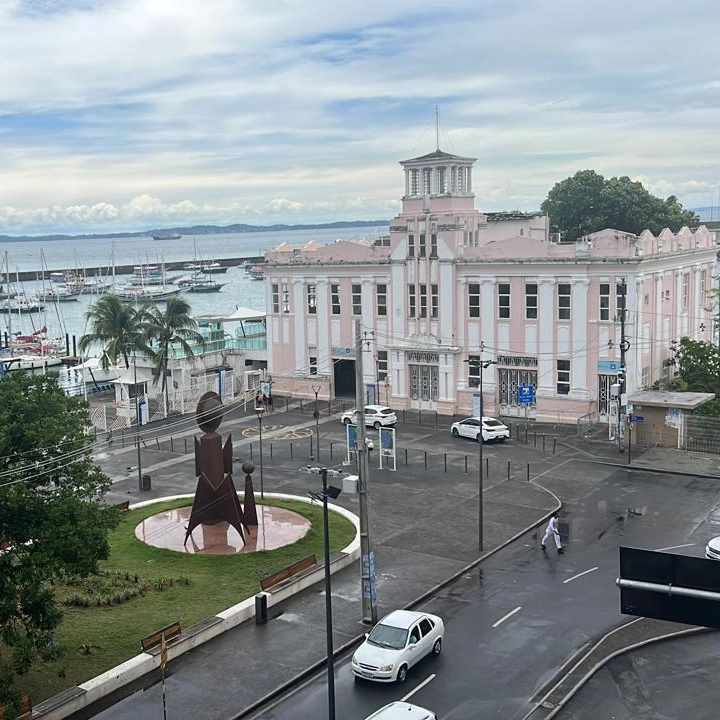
top-left (435, 105), bottom-right (440, 150)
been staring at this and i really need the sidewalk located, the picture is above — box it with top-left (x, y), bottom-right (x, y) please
top-left (63, 409), bottom-right (720, 719)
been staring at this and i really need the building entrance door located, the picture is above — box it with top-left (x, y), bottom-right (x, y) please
top-left (409, 364), bottom-right (438, 410)
top-left (598, 374), bottom-right (614, 416)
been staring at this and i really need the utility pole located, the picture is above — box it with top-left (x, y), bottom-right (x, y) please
top-left (355, 318), bottom-right (378, 625)
top-left (618, 279), bottom-right (628, 453)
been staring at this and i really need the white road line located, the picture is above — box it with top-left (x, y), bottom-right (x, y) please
top-left (563, 566), bottom-right (599, 584)
top-left (492, 606), bottom-right (522, 627)
top-left (401, 673), bottom-right (435, 701)
top-left (655, 543), bottom-right (695, 551)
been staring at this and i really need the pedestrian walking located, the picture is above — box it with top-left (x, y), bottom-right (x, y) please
top-left (541, 511), bottom-right (564, 554)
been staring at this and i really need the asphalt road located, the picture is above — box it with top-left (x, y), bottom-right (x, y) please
top-left (249, 467), bottom-right (720, 720)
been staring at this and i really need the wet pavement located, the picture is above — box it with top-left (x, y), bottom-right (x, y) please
top-left (63, 399), bottom-right (720, 719)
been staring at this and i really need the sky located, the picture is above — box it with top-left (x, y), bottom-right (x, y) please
top-left (1, 0), bottom-right (720, 236)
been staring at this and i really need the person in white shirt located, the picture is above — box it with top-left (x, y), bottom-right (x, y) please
top-left (541, 512), bottom-right (564, 554)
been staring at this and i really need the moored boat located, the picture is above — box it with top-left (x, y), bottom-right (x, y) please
top-left (0, 296), bottom-right (45, 313)
top-left (200, 261), bottom-right (228, 275)
top-left (152, 233), bottom-right (182, 241)
top-left (116, 285), bottom-right (182, 303)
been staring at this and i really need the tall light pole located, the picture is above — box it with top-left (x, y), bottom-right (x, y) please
top-left (255, 406), bottom-right (265, 499)
top-left (134, 354), bottom-right (143, 492)
top-left (478, 358), bottom-right (497, 552)
top-left (305, 467), bottom-right (342, 720)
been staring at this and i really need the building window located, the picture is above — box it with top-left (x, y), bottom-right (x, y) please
top-left (419, 285), bottom-right (427, 318)
top-left (376, 284), bottom-right (387, 316)
top-left (377, 350), bottom-right (388, 381)
top-left (272, 283), bottom-right (280, 314)
top-left (408, 233), bottom-right (415, 258)
top-left (525, 283), bottom-right (538, 320)
top-left (682, 273), bottom-right (690, 312)
top-left (599, 283), bottom-right (610, 321)
top-left (467, 354), bottom-right (480, 387)
top-left (331, 284), bottom-right (340, 315)
top-left (641, 365), bottom-right (650, 389)
top-left (410, 169), bottom-right (419, 195)
top-left (309, 352), bottom-right (317, 375)
top-left (498, 283), bottom-right (510, 319)
top-left (352, 284), bottom-right (362, 315)
top-left (437, 167), bottom-right (446, 193)
top-left (422, 168), bottom-right (431, 195)
top-left (431, 284), bottom-right (438, 318)
top-left (307, 284), bottom-right (316, 314)
top-left (430, 234), bottom-right (438, 258)
top-left (408, 285), bottom-right (416, 318)
top-left (469, 283), bottom-right (480, 318)
top-left (557, 359), bottom-right (570, 395)
top-left (281, 283), bottom-right (290, 314)
top-left (701, 270), bottom-right (707, 304)
top-left (558, 283), bottom-right (571, 320)
top-left (418, 233), bottom-right (426, 258)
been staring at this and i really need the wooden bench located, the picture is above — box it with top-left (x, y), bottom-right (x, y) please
top-left (0, 695), bottom-right (32, 719)
top-left (140, 621), bottom-right (182, 654)
top-left (114, 500), bottom-right (130, 512)
top-left (260, 554), bottom-right (317, 591)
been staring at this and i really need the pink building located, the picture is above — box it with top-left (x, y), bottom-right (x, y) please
top-left (264, 148), bottom-right (717, 424)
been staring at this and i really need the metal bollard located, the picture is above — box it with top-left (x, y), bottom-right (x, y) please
top-left (250, 443), bottom-right (253, 460)
top-left (527, 463), bottom-right (530, 482)
top-left (290, 442), bottom-right (293, 460)
top-left (156, 437), bottom-right (160, 450)
top-left (404, 448), bottom-right (408, 465)
top-left (184, 438), bottom-right (187, 454)
top-left (270, 443), bottom-right (273, 459)
top-left (444, 454), bottom-right (447, 472)
top-left (507, 460), bottom-right (510, 480)
top-left (424, 451), bottom-right (427, 469)
top-left (533, 432), bottom-right (537, 447)
top-left (330, 441), bottom-right (333, 459)
top-left (170, 437), bottom-right (174, 453)
top-left (464, 456), bottom-right (468, 473)
top-left (542, 434), bottom-right (545, 451)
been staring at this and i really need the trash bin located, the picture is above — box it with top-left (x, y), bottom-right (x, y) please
top-left (255, 592), bottom-right (268, 625)
top-left (141, 474), bottom-right (151, 491)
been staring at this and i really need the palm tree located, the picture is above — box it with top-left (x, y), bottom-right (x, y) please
top-left (78, 294), bottom-right (145, 369)
top-left (139, 297), bottom-right (204, 410)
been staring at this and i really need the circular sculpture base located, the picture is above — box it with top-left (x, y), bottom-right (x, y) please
top-left (135, 505), bottom-right (311, 554)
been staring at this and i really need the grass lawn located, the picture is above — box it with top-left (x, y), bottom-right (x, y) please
top-left (16, 496), bottom-right (356, 705)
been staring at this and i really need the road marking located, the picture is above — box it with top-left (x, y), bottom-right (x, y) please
top-left (492, 606), bottom-right (522, 627)
top-left (563, 566), bottom-right (599, 584)
top-left (655, 543), bottom-right (695, 551)
top-left (401, 673), bottom-right (435, 701)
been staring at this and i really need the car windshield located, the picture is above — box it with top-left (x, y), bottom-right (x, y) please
top-left (367, 622), bottom-right (408, 650)
top-left (484, 419), bottom-right (504, 428)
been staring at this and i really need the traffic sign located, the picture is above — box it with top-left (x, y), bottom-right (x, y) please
top-left (630, 415), bottom-right (644, 423)
top-left (517, 385), bottom-right (535, 405)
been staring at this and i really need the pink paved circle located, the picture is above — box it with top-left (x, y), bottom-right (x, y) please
top-left (134, 505), bottom-right (311, 554)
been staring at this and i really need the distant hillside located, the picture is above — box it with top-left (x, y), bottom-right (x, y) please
top-left (0, 220), bottom-right (389, 243)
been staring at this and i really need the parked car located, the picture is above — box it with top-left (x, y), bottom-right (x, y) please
top-left (363, 701), bottom-right (437, 720)
top-left (342, 405), bottom-right (397, 429)
top-left (705, 536), bottom-right (720, 560)
top-left (351, 609), bottom-right (444, 683)
top-left (451, 415), bottom-right (510, 442)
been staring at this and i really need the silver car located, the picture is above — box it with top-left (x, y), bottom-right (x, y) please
top-left (451, 415), bottom-right (510, 443)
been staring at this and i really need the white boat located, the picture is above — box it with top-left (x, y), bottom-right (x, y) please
top-left (1, 354), bottom-right (65, 371)
top-left (38, 284), bottom-right (82, 302)
top-left (116, 285), bottom-right (182, 303)
top-left (73, 355), bottom-right (122, 384)
top-left (0, 296), bottom-right (45, 313)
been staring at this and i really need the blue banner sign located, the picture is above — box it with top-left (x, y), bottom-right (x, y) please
top-left (517, 385), bottom-right (535, 405)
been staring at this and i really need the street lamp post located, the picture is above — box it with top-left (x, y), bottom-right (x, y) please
top-left (312, 385), bottom-right (321, 461)
top-left (133, 355), bottom-right (143, 492)
top-left (478, 359), bottom-right (497, 552)
top-left (304, 466), bottom-right (342, 720)
top-left (255, 406), bottom-right (265, 499)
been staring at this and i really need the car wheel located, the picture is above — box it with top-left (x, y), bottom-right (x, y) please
top-left (499, 437), bottom-right (506, 442)
top-left (451, 428), bottom-right (459, 437)
top-left (373, 421), bottom-right (381, 430)
top-left (432, 638), bottom-right (442, 656)
top-left (477, 433), bottom-right (484, 443)
top-left (396, 664), bottom-right (408, 684)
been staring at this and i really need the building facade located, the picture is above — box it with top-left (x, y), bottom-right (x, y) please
top-left (264, 149), bottom-right (718, 424)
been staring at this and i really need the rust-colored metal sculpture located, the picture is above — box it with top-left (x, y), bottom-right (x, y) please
top-left (242, 461), bottom-right (258, 526)
top-left (184, 392), bottom-right (250, 546)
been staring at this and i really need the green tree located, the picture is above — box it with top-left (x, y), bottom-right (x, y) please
top-left (78, 294), bottom-right (145, 369)
top-left (669, 337), bottom-right (720, 416)
top-left (139, 297), bottom-right (204, 409)
top-left (541, 170), bottom-right (699, 241)
top-left (0, 372), bottom-right (118, 711)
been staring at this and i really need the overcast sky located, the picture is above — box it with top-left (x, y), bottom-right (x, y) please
top-left (1, 0), bottom-right (719, 235)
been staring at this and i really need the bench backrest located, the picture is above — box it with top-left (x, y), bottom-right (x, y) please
top-left (260, 553), bottom-right (317, 591)
top-left (140, 621), bottom-right (182, 653)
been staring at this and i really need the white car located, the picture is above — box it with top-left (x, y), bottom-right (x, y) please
top-left (706, 536), bottom-right (720, 559)
top-left (342, 405), bottom-right (397, 429)
top-left (352, 609), bottom-right (444, 683)
top-left (363, 701), bottom-right (437, 720)
top-left (451, 415), bottom-right (510, 443)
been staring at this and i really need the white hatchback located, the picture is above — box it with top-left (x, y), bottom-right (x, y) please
top-left (363, 701), bottom-right (437, 720)
top-left (451, 415), bottom-right (510, 443)
top-left (706, 536), bottom-right (720, 560)
top-left (351, 609), bottom-right (444, 683)
top-left (342, 405), bottom-right (397, 429)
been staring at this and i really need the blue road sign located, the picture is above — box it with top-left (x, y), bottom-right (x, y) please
top-left (517, 385), bottom-right (535, 405)
top-left (630, 415), bottom-right (645, 423)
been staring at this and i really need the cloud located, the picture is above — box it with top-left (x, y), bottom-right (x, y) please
top-left (0, 0), bottom-right (719, 234)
